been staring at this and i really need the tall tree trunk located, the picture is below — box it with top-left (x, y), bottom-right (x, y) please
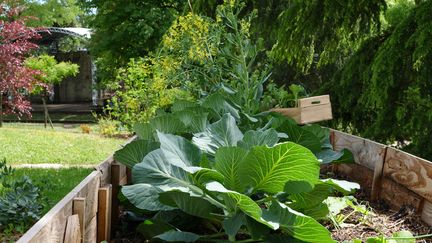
top-left (42, 96), bottom-right (53, 129)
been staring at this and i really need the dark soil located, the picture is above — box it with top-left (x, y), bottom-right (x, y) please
top-left (327, 189), bottom-right (432, 242)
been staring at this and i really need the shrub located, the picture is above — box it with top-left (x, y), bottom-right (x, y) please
top-left (0, 159), bottom-right (48, 234)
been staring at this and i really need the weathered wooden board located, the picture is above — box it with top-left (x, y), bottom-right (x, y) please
top-left (64, 215), bottom-right (81, 243)
top-left (97, 185), bottom-right (112, 242)
top-left (73, 197), bottom-right (86, 242)
top-left (83, 215), bottom-right (97, 243)
top-left (76, 173), bottom-right (100, 227)
top-left (332, 131), bottom-right (386, 171)
top-left (383, 147), bottom-right (432, 202)
top-left (17, 171), bottom-right (100, 243)
top-left (96, 156), bottom-right (113, 186)
top-left (421, 200), bottom-right (432, 226)
top-left (380, 178), bottom-right (423, 211)
top-left (335, 163), bottom-right (375, 192)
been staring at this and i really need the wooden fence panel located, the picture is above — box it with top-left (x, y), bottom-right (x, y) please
top-left (383, 147), bottom-right (432, 202)
top-left (421, 200), bottom-right (432, 226)
top-left (17, 171), bottom-right (101, 243)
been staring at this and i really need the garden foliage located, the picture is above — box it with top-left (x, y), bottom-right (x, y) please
top-left (0, 2), bottom-right (41, 126)
top-left (0, 160), bottom-right (48, 233)
top-left (327, 0), bottom-right (432, 159)
top-left (113, 90), bottom-right (355, 242)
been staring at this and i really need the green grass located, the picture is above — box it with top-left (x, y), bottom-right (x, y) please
top-left (12, 167), bottom-right (93, 214)
top-left (0, 123), bottom-right (126, 165)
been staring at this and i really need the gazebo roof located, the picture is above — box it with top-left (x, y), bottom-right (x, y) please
top-left (35, 27), bottom-right (91, 45)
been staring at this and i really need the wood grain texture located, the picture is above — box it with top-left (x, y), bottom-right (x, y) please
top-left (383, 147), bottom-right (432, 202)
top-left (77, 174), bottom-right (100, 228)
top-left (111, 163), bottom-right (121, 233)
top-left (333, 131), bottom-right (387, 171)
top-left (380, 178), bottom-right (423, 211)
top-left (421, 200), bottom-right (432, 226)
top-left (96, 156), bottom-right (113, 187)
top-left (97, 185), bottom-right (112, 242)
top-left (83, 215), bottom-right (97, 243)
top-left (18, 171), bottom-right (101, 243)
top-left (64, 215), bottom-right (81, 243)
top-left (336, 163), bottom-right (375, 192)
top-left (73, 198), bottom-right (86, 242)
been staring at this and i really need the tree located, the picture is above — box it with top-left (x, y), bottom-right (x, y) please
top-left (11, 0), bottom-right (86, 27)
top-left (25, 55), bottom-right (79, 128)
top-left (0, 2), bottom-right (41, 127)
top-left (78, 0), bottom-right (186, 85)
top-left (326, 0), bottom-right (432, 159)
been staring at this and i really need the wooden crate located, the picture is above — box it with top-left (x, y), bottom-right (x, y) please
top-left (271, 95), bottom-right (332, 124)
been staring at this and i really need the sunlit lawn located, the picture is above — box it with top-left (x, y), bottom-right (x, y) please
top-left (0, 123), bottom-right (125, 165)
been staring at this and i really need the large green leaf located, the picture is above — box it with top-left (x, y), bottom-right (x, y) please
top-left (132, 149), bottom-right (194, 190)
top-left (238, 142), bottom-right (320, 194)
top-left (289, 179), bottom-right (359, 210)
top-left (278, 121), bottom-right (321, 153)
top-left (174, 108), bottom-right (209, 133)
top-left (201, 93), bottom-right (240, 120)
top-left (205, 182), bottom-right (277, 229)
top-left (114, 140), bottom-right (159, 168)
top-left (121, 184), bottom-right (173, 211)
top-left (154, 230), bottom-right (200, 242)
top-left (150, 114), bottom-right (186, 134)
top-left (193, 113), bottom-right (243, 155)
top-left (214, 147), bottom-right (249, 192)
top-left (191, 168), bottom-right (225, 185)
top-left (223, 212), bottom-right (246, 241)
top-left (158, 190), bottom-right (218, 219)
top-left (157, 132), bottom-right (202, 171)
top-left (133, 123), bottom-right (156, 141)
top-left (262, 201), bottom-right (334, 243)
top-left (137, 219), bottom-right (174, 239)
top-left (238, 129), bottom-right (279, 150)
top-left (171, 99), bottom-right (198, 112)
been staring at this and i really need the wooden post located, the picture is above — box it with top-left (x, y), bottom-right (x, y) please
top-left (126, 167), bottom-right (132, 184)
top-left (64, 215), bottom-right (81, 243)
top-left (73, 197), bottom-right (86, 243)
top-left (111, 163), bottom-right (121, 234)
top-left (97, 185), bottom-right (112, 242)
top-left (371, 147), bottom-right (388, 201)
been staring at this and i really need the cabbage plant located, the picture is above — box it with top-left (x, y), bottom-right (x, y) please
top-left (114, 99), bottom-right (357, 242)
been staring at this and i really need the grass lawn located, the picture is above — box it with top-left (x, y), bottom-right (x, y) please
top-left (0, 123), bottom-right (126, 165)
top-left (0, 167), bottom-right (92, 241)
top-left (12, 167), bottom-right (93, 214)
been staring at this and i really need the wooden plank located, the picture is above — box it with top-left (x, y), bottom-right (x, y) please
top-left (77, 173), bottom-right (100, 228)
top-left (73, 197), bottom-right (86, 242)
top-left (371, 146), bottom-right (388, 200)
top-left (111, 163), bottom-right (121, 233)
top-left (18, 171), bottom-right (100, 243)
top-left (96, 156), bottom-right (113, 186)
top-left (421, 200), bottom-right (432, 226)
top-left (64, 215), bottom-right (81, 243)
top-left (380, 178), bottom-right (423, 211)
top-left (333, 131), bottom-right (387, 171)
top-left (83, 215), bottom-right (97, 243)
top-left (383, 147), bottom-right (432, 201)
top-left (97, 185), bottom-right (112, 242)
top-left (336, 164), bottom-right (375, 192)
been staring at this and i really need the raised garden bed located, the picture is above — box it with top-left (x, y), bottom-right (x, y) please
top-left (16, 131), bottom-right (432, 242)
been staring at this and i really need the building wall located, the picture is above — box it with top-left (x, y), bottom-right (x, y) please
top-left (53, 51), bottom-right (93, 103)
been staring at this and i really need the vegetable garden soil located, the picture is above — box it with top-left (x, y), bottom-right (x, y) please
top-left (110, 189), bottom-right (432, 243)
top-left (328, 189), bottom-right (432, 242)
